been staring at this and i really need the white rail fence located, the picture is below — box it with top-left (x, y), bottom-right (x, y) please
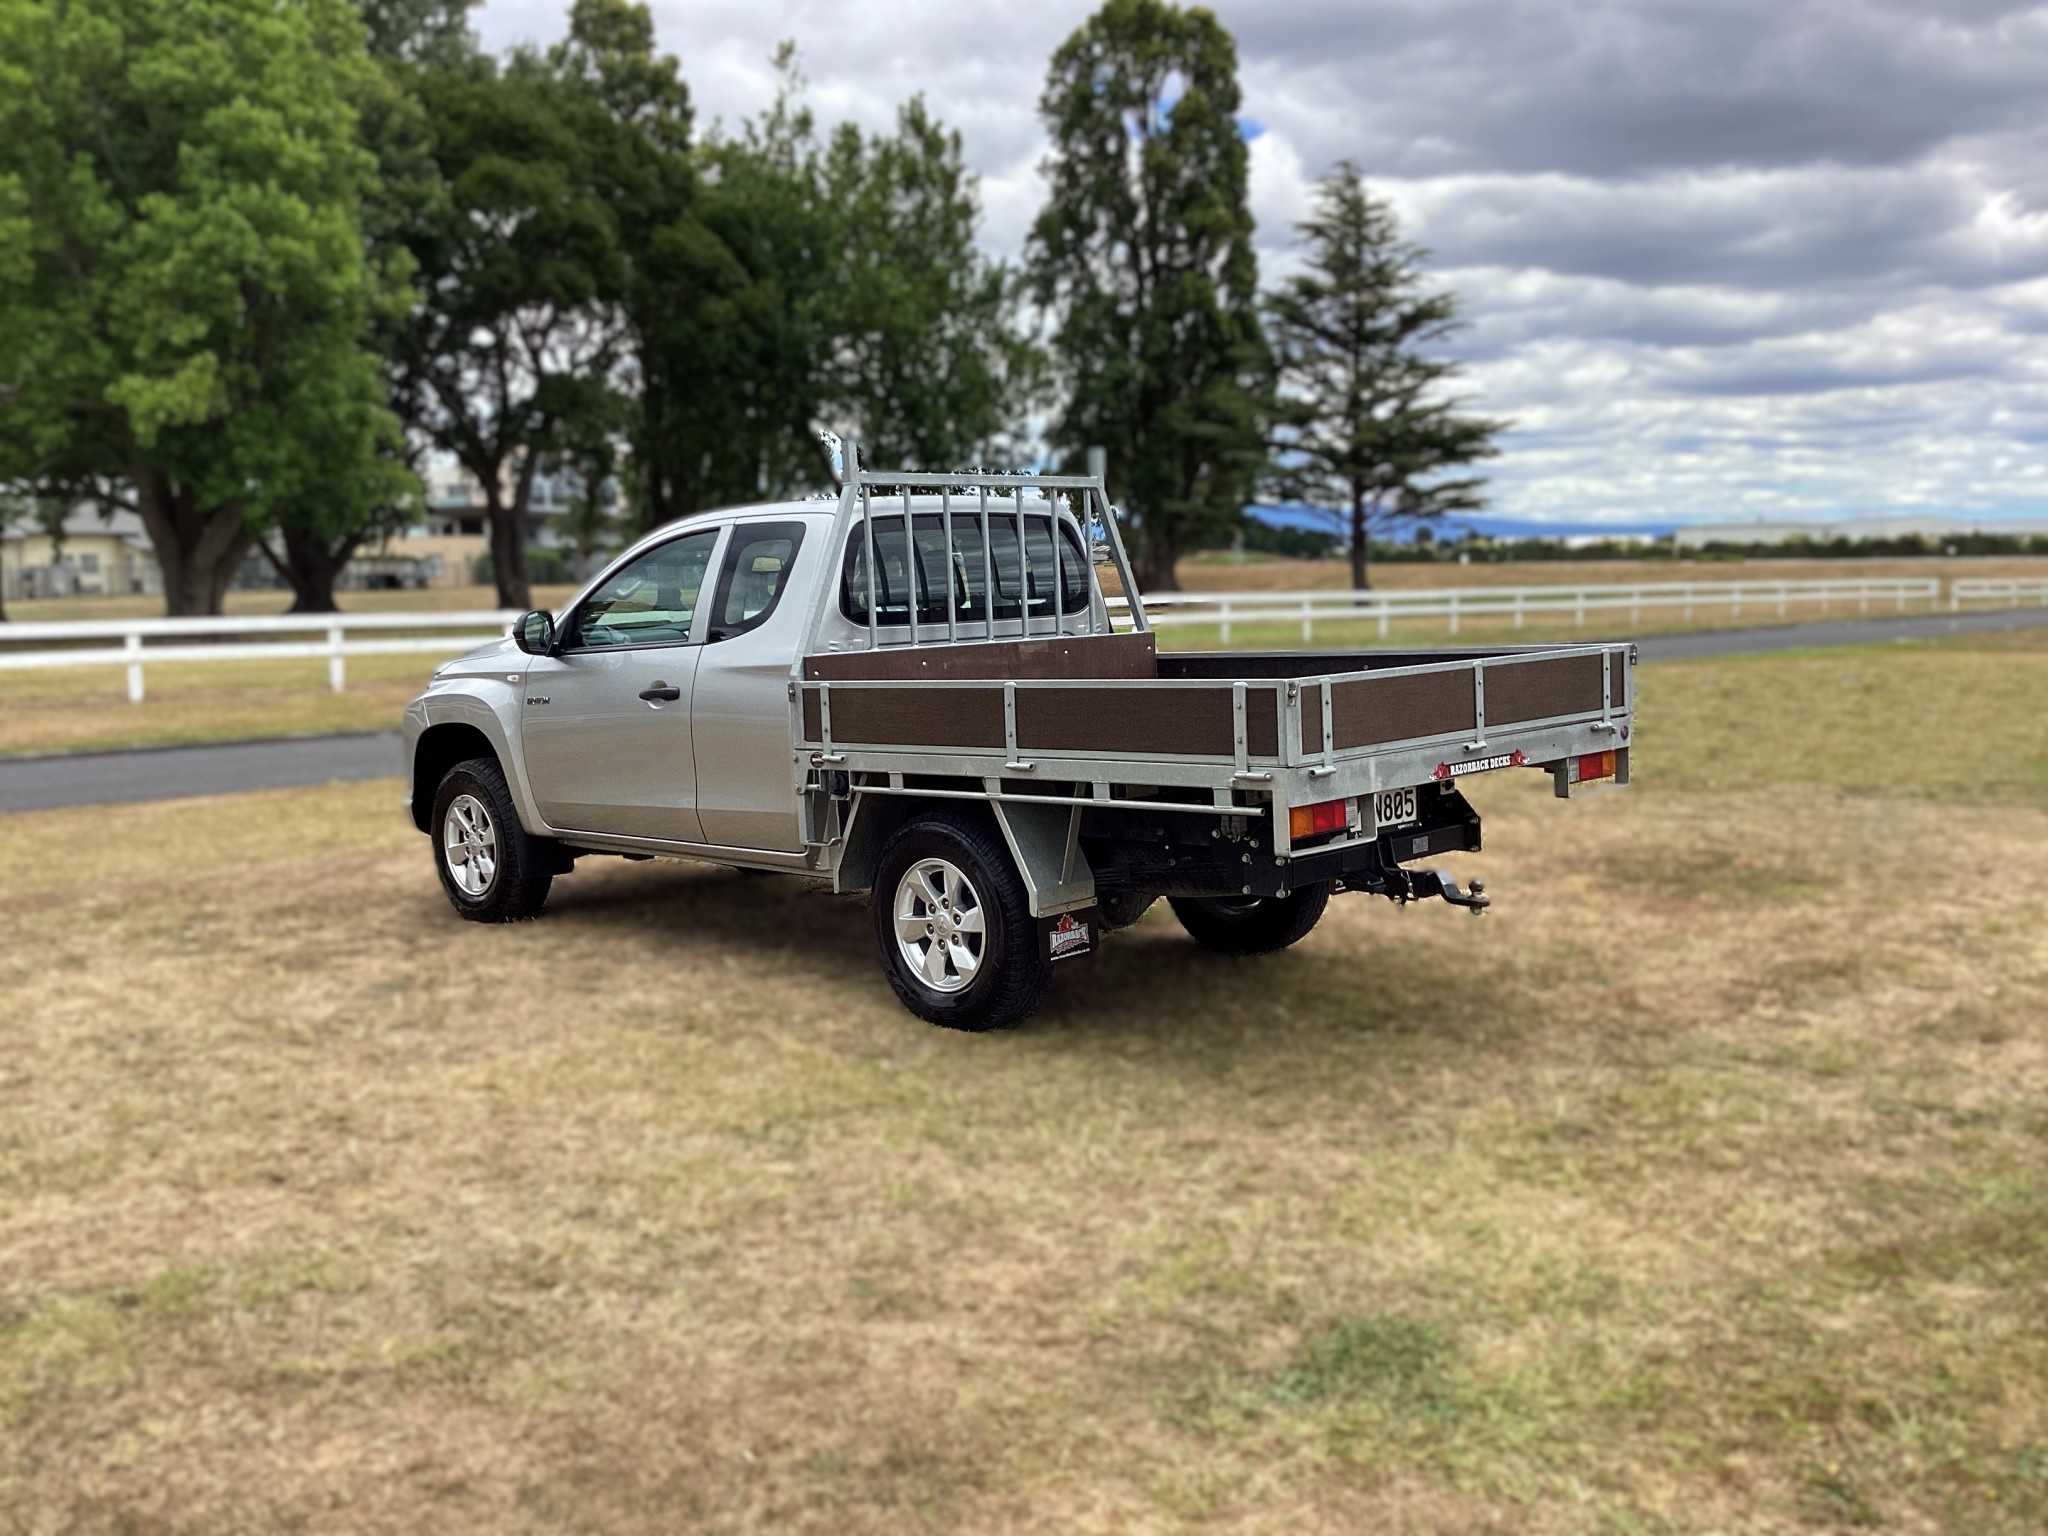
top-left (0, 572), bottom-right (2033, 702)
top-left (1108, 577), bottom-right (1942, 644)
top-left (0, 611), bottom-right (520, 702)
top-left (1951, 578), bottom-right (2048, 610)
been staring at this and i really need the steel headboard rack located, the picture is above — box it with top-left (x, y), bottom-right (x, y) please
top-left (793, 437), bottom-right (1152, 665)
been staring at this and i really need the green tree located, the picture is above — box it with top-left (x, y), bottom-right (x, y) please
top-left (395, 46), bottom-right (628, 608)
top-left (825, 95), bottom-right (1040, 471)
top-left (633, 47), bottom-right (1036, 529)
top-left (258, 0), bottom-right (455, 613)
top-left (1265, 162), bottom-right (1503, 589)
top-left (1027, 0), bottom-right (1268, 591)
top-left (0, 0), bottom-right (406, 616)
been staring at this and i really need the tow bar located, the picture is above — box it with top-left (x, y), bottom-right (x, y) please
top-left (1377, 867), bottom-right (1490, 916)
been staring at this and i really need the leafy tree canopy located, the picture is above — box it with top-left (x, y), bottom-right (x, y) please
top-left (1027, 0), bottom-right (1269, 590)
top-left (0, 0), bottom-right (408, 615)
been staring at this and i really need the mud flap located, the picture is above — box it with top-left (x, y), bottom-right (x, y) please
top-left (988, 793), bottom-right (1097, 917)
top-left (1042, 908), bottom-right (1099, 963)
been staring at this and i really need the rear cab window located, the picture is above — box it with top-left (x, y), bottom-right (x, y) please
top-left (842, 511), bottom-right (1090, 628)
top-left (708, 521), bottom-right (806, 642)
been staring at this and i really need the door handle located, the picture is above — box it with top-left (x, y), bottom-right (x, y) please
top-left (638, 683), bottom-right (681, 703)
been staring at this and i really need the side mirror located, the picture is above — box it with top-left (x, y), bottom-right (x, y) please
top-left (512, 609), bottom-right (556, 655)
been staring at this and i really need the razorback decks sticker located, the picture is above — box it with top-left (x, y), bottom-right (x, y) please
top-left (1432, 749), bottom-right (1527, 781)
top-left (1046, 912), bottom-right (1094, 961)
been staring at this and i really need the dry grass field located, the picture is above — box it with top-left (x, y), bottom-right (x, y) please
top-left (3, 629), bottom-right (2045, 1533)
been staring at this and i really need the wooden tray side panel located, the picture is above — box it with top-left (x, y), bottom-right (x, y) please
top-left (1485, 654), bottom-right (1605, 726)
top-left (1315, 671), bottom-right (1479, 754)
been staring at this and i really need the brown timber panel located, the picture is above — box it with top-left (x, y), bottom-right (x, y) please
top-left (1315, 670), bottom-right (1478, 754)
top-left (801, 689), bottom-right (822, 741)
top-left (1016, 686), bottom-right (1235, 757)
top-left (1611, 653), bottom-right (1628, 709)
top-left (1485, 654), bottom-right (1605, 726)
top-left (804, 632), bottom-right (1157, 683)
top-left (815, 686), bottom-right (1006, 750)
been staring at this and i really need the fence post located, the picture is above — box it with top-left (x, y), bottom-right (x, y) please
top-left (1950, 583), bottom-right (1960, 613)
top-left (1575, 592), bottom-right (1585, 627)
top-left (1629, 589), bottom-right (1640, 626)
top-left (1448, 592), bottom-right (1460, 636)
top-left (125, 631), bottom-right (145, 704)
top-left (1301, 599), bottom-right (1312, 645)
top-left (328, 623), bottom-right (346, 692)
top-left (1220, 600), bottom-right (1231, 647)
top-left (1378, 600), bottom-right (1388, 639)
top-left (1513, 591), bottom-right (1524, 629)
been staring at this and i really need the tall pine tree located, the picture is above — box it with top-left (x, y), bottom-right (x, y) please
top-left (1265, 161), bottom-right (1502, 589)
top-left (1027, 0), bottom-right (1268, 591)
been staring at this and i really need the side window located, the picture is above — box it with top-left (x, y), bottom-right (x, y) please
top-left (707, 521), bottom-right (805, 642)
top-left (567, 529), bottom-right (720, 650)
top-left (842, 512), bottom-right (1089, 627)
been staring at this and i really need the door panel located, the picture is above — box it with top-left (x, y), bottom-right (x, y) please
top-left (692, 520), bottom-right (811, 851)
top-left (517, 527), bottom-right (723, 843)
top-left (520, 646), bottom-right (703, 841)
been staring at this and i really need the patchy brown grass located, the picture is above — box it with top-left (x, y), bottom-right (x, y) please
top-left (2, 637), bottom-right (2046, 1534)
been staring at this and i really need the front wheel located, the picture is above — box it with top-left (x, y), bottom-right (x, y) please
top-left (432, 756), bottom-right (555, 922)
top-left (1169, 884), bottom-right (1331, 955)
top-left (872, 813), bottom-right (1052, 1031)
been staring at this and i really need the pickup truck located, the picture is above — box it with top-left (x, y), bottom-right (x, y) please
top-left (403, 455), bottom-right (1634, 1030)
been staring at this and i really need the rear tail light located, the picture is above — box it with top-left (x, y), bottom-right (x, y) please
top-left (1288, 797), bottom-right (1350, 840)
top-left (1576, 750), bottom-right (1616, 782)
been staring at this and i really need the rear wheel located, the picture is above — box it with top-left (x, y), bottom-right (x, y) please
top-left (873, 814), bottom-right (1052, 1031)
top-left (1169, 884), bottom-right (1330, 955)
top-left (432, 757), bottom-right (554, 922)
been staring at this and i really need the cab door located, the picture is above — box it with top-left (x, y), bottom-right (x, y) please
top-left (690, 519), bottom-right (811, 851)
top-left (519, 526), bottom-right (725, 843)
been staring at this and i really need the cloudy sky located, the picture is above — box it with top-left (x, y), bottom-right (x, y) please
top-left (476, 0), bottom-right (2048, 528)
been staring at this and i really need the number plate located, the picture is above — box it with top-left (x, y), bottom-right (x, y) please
top-left (1372, 787), bottom-right (1418, 829)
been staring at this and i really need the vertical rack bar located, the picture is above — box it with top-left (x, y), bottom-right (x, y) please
top-left (903, 486), bottom-right (918, 643)
top-left (979, 487), bottom-right (995, 642)
top-left (862, 482), bottom-right (878, 651)
top-left (942, 488), bottom-right (957, 644)
top-left (1015, 489), bottom-right (1027, 639)
top-left (1051, 493), bottom-right (1067, 635)
top-left (1091, 483), bottom-right (1150, 634)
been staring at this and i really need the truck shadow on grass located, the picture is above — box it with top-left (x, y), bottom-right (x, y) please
top-left (537, 859), bottom-right (1537, 1057)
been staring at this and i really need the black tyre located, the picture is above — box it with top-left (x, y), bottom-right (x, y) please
top-left (431, 756), bottom-right (555, 923)
top-left (1169, 883), bottom-right (1331, 956)
top-left (872, 813), bottom-right (1053, 1031)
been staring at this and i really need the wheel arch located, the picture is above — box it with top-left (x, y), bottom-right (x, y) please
top-left (410, 721), bottom-right (502, 833)
top-left (834, 793), bottom-right (1001, 898)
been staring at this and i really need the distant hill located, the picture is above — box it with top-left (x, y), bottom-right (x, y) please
top-left (1246, 503), bottom-right (1678, 544)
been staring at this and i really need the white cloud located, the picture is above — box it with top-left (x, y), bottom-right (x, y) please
top-left (471, 0), bottom-right (2048, 527)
